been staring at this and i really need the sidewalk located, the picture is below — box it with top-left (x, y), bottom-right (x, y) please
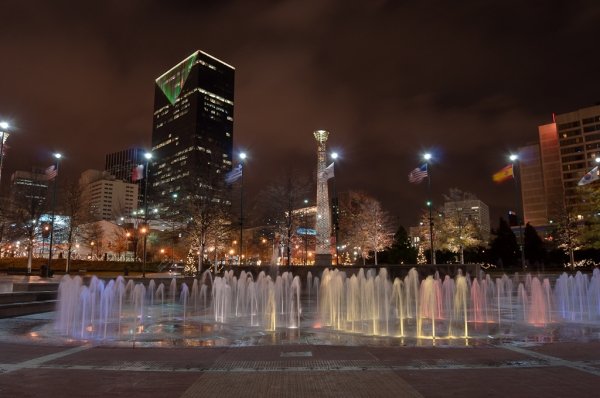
top-left (1, 340), bottom-right (599, 397)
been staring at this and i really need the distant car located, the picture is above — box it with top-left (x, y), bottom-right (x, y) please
top-left (168, 263), bottom-right (186, 276)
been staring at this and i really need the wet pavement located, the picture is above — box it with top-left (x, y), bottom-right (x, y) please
top-left (1, 312), bottom-right (599, 397)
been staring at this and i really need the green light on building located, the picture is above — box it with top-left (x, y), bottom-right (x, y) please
top-left (155, 52), bottom-right (198, 105)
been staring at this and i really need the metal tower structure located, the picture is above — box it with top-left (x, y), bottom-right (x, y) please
top-left (314, 130), bottom-right (332, 266)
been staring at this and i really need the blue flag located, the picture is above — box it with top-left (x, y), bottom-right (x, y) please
top-left (225, 164), bottom-right (243, 184)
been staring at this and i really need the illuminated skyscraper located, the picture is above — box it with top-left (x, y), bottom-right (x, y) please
top-left (519, 104), bottom-right (600, 226)
top-left (150, 51), bottom-right (235, 208)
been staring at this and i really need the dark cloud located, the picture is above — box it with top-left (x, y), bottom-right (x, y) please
top-left (1, 0), bottom-right (600, 228)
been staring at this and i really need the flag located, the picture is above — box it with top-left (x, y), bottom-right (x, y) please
top-left (578, 166), bottom-right (599, 186)
top-left (319, 162), bottom-right (335, 180)
top-left (45, 165), bottom-right (57, 180)
top-left (131, 164), bottom-right (144, 182)
top-left (408, 164), bottom-right (428, 184)
top-left (225, 164), bottom-right (243, 184)
top-left (492, 164), bottom-right (513, 183)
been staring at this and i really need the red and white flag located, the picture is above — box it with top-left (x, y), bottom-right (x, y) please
top-left (45, 165), bottom-right (57, 180)
top-left (132, 164), bottom-right (144, 182)
top-left (408, 164), bottom-right (428, 184)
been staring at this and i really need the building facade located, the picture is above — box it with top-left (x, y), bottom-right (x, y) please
top-left (79, 170), bottom-right (138, 221)
top-left (150, 50), bottom-right (235, 209)
top-left (10, 168), bottom-right (50, 204)
top-left (519, 143), bottom-right (549, 226)
top-left (520, 104), bottom-right (600, 225)
top-left (105, 147), bottom-right (146, 207)
top-left (554, 105), bottom-right (600, 209)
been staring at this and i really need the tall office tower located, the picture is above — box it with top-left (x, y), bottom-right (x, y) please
top-left (150, 51), bottom-right (235, 209)
top-left (105, 147), bottom-right (145, 207)
top-left (105, 147), bottom-right (145, 182)
top-left (519, 143), bottom-right (549, 226)
top-left (10, 168), bottom-right (50, 204)
top-left (554, 104), bottom-right (600, 210)
top-left (538, 123), bottom-right (564, 222)
top-left (79, 170), bottom-right (138, 221)
top-left (520, 104), bottom-right (600, 226)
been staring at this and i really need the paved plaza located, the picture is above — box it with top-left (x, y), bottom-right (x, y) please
top-left (1, 326), bottom-right (599, 397)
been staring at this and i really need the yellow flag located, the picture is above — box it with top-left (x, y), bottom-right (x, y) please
top-left (492, 164), bottom-right (513, 183)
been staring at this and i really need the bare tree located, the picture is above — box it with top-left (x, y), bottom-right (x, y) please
top-left (58, 178), bottom-right (92, 272)
top-left (0, 197), bottom-right (10, 257)
top-left (339, 191), bottom-right (395, 265)
top-left (174, 164), bottom-right (233, 274)
top-left (255, 167), bottom-right (312, 265)
top-left (5, 172), bottom-right (49, 273)
top-left (437, 189), bottom-right (484, 264)
top-left (78, 222), bottom-right (104, 259)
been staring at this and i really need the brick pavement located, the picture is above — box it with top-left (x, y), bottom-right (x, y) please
top-left (1, 341), bottom-right (599, 397)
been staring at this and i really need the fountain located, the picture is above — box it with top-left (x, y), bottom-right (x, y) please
top-left (51, 267), bottom-right (600, 345)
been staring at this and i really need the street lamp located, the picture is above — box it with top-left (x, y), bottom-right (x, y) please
top-left (509, 153), bottom-right (526, 269)
top-left (238, 151), bottom-right (247, 265)
top-left (171, 192), bottom-right (178, 263)
top-left (423, 152), bottom-right (435, 264)
top-left (330, 152), bottom-right (340, 265)
top-left (0, 121), bottom-right (10, 190)
top-left (142, 151), bottom-right (152, 278)
top-left (47, 152), bottom-right (62, 276)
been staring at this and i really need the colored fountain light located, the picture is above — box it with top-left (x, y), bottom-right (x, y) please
top-left (51, 267), bottom-right (600, 345)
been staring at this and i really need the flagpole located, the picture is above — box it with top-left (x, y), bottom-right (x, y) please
top-left (46, 153), bottom-right (62, 277)
top-left (423, 153), bottom-right (435, 265)
top-left (142, 152), bottom-right (152, 278)
top-left (239, 153), bottom-right (247, 266)
top-left (510, 154), bottom-right (526, 270)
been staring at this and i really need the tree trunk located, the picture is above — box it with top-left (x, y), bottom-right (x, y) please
top-left (569, 248), bottom-right (575, 271)
top-left (27, 243), bottom-right (33, 274)
top-left (67, 248), bottom-right (72, 273)
top-left (460, 246), bottom-right (464, 264)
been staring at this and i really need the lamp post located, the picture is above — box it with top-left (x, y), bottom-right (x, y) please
top-left (171, 192), bottom-right (177, 263)
top-left (238, 152), bottom-right (247, 265)
top-left (142, 151), bottom-right (152, 278)
top-left (423, 152), bottom-right (435, 265)
top-left (0, 121), bottom-right (10, 190)
top-left (302, 199), bottom-right (309, 266)
top-left (46, 153), bottom-right (62, 277)
top-left (509, 153), bottom-right (526, 270)
top-left (330, 152), bottom-right (340, 265)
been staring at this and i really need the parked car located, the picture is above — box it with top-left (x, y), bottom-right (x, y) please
top-left (168, 263), bottom-right (186, 276)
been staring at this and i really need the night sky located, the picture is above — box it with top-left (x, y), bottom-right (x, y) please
top-left (1, 0), bottom-right (600, 229)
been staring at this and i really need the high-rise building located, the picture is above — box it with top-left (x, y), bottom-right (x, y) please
top-left (519, 143), bottom-right (549, 226)
top-left (105, 147), bottom-right (145, 183)
top-left (10, 168), bottom-right (50, 204)
top-left (105, 147), bottom-right (145, 207)
top-left (554, 105), bottom-right (600, 208)
top-left (79, 170), bottom-right (138, 221)
top-left (150, 51), bottom-right (235, 208)
top-left (520, 104), bottom-right (600, 225)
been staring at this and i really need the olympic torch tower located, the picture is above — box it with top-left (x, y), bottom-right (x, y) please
top-left (314, 130), bottom-right (332, 266)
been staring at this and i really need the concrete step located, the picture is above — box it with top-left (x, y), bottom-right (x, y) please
top-left (0, 299), bottom-right (58, 318)
top-left (0, 291), bottom-right (57, 305)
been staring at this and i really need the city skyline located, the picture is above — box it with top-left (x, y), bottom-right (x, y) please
top-left (1, 1), bottom-right (600, 228)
